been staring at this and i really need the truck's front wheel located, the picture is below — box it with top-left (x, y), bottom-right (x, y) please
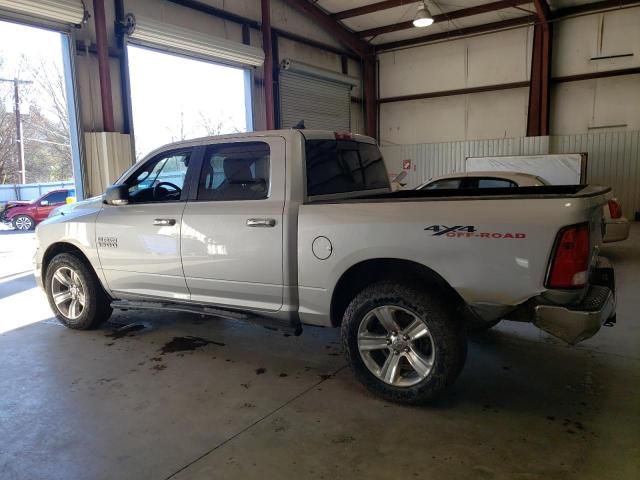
top-left (45, 253), bottom-right (112, 330)
top-left (342, 282), bottom-right (467, 404)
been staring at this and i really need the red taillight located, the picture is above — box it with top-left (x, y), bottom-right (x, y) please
top-left (334, 131), bottom-right (353, 140)
top-left (608, 199), bottom-right (622, 219)
top-left (546, 223), bottom-right (590, 289)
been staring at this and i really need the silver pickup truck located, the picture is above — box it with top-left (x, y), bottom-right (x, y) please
top-left (34, 130), bottom-right (616, 404)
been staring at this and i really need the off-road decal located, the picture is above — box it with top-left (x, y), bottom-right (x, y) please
top-left (424, 225), bottom-right (526, 239)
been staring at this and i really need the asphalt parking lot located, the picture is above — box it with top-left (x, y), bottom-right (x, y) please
top-left (0, 224), bottom-right (638, 480)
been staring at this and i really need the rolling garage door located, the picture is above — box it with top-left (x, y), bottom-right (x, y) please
top-left (0, 0), bottom-right (86, 24)
top-left (279, 59), bottom-right (357, 131)
top-left (127, 16), bottom-right (264, 67)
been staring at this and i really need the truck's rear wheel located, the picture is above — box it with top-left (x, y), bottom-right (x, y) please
top-left (45, 253), bottom-right (112, 330)
top-left (341, 281), bottom-right (467, 404)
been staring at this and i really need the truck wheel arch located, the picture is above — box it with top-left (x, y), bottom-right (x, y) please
top-left (42, 242), bottom-right (94, 286)
top-left (329, 258), bottom-right (465, 327)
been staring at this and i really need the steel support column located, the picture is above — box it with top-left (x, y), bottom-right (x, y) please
top-left (261, 0), bottom-right (275, 130)
top-left (364, 56), bottom-right (378, 139)
top-left (114, 0), bottom-right (131, 135)
top-left (93, 0), bottom-right (115, 132)
top-left (527, 0), bottom-right (552, 136)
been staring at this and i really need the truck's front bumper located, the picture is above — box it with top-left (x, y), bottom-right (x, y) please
top-left (533, 259), bottom-right (616, 345)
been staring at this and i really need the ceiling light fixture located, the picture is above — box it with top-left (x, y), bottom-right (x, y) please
top-left (413, 1), bottom-right (434, 28)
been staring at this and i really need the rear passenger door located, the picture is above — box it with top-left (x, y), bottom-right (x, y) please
top-left (181, 138), bottom-right (285, 311)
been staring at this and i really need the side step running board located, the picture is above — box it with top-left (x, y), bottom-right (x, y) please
top-left (111, 300), bottom-right (303, 336)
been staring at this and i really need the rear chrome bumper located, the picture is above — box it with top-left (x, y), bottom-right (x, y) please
top-left (534, 285), bottom-right (615, 345)
top-left (534, 257), bottom-right (616, 345)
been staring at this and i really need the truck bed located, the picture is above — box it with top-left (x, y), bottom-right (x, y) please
top-left (309, 185), bottom-right (610, 203)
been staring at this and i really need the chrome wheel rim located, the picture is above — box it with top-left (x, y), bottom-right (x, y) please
top-left (15, 216), bottom-right (32, 230)
top-left (357, 305), bottom-right (435, 387)
top-left (51, 267), bottom-right (85, 320)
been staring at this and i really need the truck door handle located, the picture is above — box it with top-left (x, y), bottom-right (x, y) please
top-left (246, 218), bottom-right (276, 228)
top-left (153, 218), bottom-right (176, 226)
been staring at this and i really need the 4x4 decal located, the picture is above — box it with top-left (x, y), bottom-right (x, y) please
top-left (425, 225), bottom-right (526, 239)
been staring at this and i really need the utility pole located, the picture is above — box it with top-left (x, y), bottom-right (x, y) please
top-left (0, 77), bottom-right (33, 185)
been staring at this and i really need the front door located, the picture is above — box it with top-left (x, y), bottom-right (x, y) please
top-left (181, 138), bottom-right (285, 311)
top-left (96, 149), bottom-right (193, 300)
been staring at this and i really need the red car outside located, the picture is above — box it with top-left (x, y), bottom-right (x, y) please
top-left (1, 189), bottom-right (75, 230)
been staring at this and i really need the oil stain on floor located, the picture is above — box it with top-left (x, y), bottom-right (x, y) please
top-left (160, 336), bottom-right (225, 354)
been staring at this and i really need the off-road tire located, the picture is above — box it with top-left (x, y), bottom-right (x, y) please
top-left (45, 252), bottom-right (112, 329)
top-left (342, 281), bottom-right (467, 405)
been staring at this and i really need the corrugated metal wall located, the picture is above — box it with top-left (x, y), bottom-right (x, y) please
top-left (550, 132), bottom-right (640, 217)
top-left (381, 130), bottom-right (640, 216)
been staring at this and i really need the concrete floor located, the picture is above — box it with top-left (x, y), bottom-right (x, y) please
top-left (0, 224), bottom-right (638, 480)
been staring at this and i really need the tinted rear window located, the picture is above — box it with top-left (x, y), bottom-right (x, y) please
top-left (305, 140), bottom-right (389, 197)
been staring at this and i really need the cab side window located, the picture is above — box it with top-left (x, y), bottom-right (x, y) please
top-left (126, 151), bottom-right (190, 203)
top-left (197, 142), bottom-right (270, 201)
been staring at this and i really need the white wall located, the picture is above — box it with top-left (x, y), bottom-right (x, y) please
top-left (378, 6), bottom-right (640, 145)
top-left (551, 6), bottom-right (640, 134)
top-left (378, 27), bottom-right (532, 146)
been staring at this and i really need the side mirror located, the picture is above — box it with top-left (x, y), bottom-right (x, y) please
top-left (40, 200), bottom-right (49, 206)
top-left (104, 185), bottom-right (130, 206)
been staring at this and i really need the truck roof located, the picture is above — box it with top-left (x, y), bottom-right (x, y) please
top-left (143, 129), bottom-right (376, 161)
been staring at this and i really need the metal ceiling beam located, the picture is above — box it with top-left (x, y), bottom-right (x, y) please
top-left (378, 81), bottom-right (530, 103)
top-left (375, 15), bottom-right (535, 51)
top-left (166, 0), bottom-right (359, 59)
top-left (552, 67), bottom-right (640, 83)
top-left (282, 0), bottom-right (372, 57)
top-left (358, 0), bottom-right (530, 37)
top-left (553, 0), bottom-right (640, 17)
top-left (333, 0), bottom-right (419, 20)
